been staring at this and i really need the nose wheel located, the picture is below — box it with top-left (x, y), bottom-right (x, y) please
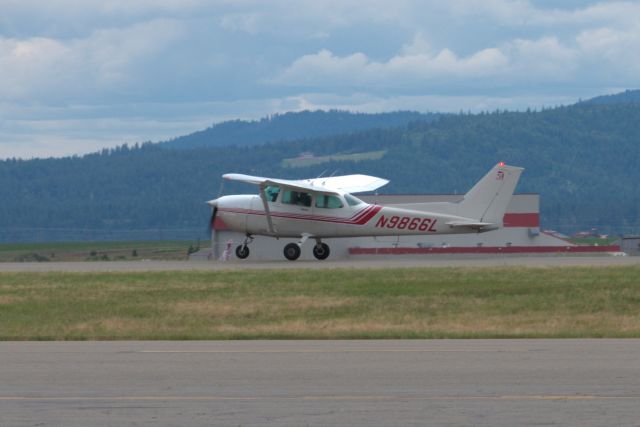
top-left (312, 242), bottom-right (330, 260)
top-left (235, 235), bottom-right (253, 260)
top-left (235, 245), bottom-right (250, 259)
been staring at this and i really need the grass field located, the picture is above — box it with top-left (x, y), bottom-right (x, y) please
top-left (1, 266), bottom-right (639, 340)
top-left (0, 240), bottom-right (200, 262)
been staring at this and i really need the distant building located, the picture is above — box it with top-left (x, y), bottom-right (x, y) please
top-left (620, 236), bottom-right (640, 255)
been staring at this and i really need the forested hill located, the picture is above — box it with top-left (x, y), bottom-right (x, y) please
top-left (585, 89), bottom-right (640, 105)
top-left (161, 110), bottom-right (439, 149)
top-left (2, 101), bottom-right (640, 241)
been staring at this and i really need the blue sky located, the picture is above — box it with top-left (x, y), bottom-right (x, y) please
top-left (1, 0), bottom-right (639, 158)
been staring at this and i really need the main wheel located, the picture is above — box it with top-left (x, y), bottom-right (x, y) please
top-left (235, 245), bottom-right (249, 259)
top-left (283, 243), bottom-right (301, 261)
top-left (312, 243), bottom-right (330, 260)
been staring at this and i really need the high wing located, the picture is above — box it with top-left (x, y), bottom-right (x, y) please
top-left (302, 175), bottom-right (389, 194)
top-left (223, 173), bottom-right (388, 194)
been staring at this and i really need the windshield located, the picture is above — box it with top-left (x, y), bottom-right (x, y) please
top-left (344, 194), bottom-right (365, 206)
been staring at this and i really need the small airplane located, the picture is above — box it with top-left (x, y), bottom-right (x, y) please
top-left (207, 162), bottom-right (523, 261)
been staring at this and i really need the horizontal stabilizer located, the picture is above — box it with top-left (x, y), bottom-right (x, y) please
top-left (446, 221), bottom-right (498, 232)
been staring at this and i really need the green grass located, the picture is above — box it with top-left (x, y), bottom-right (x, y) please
top-left (1, 266), bottom-right (639, 340)
top-left (282, 150), bottom-right (386, 168)
top-left (0, 240), bottom-right (200, 262)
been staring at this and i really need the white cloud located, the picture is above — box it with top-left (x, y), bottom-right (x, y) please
top-left (576, 24), bottom-right (640, 76)
top-left (220, 13), bottom-right (260, 34)
top-left (446, 0), bottom-right (640, 27)
top-left (1, 0), bottom-right (640, 158)
top-left (507, 37), bottom-right (577, 78)
top-left (0, 19), bottom-right (185, 102)
top-left (0, 37), bottom-right (72, 99)
top-left (275, 34), bottom-right (582, 89)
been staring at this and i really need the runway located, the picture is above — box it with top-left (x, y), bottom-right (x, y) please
top-left (1, 340), bottom-right (640, 426)
top-left (1, 255), bottom-right (639, 272)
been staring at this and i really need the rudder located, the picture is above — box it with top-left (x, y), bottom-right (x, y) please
top-left (457, 163), bottom-right (524, 225)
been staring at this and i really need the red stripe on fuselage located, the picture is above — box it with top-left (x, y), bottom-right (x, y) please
top-left (218, 204), bottom-right (381, 225)
top-left (354, 205), bottom-right (382, 224)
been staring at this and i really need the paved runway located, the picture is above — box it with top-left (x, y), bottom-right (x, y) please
top-left (1, 340), bottom-right (640, 426)
top-left (1, 255), bottom-right (638, 272)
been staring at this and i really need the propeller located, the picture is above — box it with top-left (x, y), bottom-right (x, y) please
top-left (208, 202), bottom-right (218, 259)
top-left (207, 178), bottom-right (225, 260)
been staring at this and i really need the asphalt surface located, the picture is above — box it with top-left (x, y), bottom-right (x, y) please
top-left (1, 340), bottom-right (640, 426)
top-left (0, 255), bottom-right (639, 272)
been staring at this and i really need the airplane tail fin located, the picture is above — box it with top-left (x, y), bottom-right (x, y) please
top-left (457, 163), bottom-right (524, 226)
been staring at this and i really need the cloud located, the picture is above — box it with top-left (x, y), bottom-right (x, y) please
top-left (1, 0), bottom-right (640, 158)
top-left (447, 0), bottom-right (640, 27)
top-left (0, 19), bottom-right (185, 103)
top-left (274, 34), bottom-right (582, 90)
top-left (576, 24), bottom-right (640, 77)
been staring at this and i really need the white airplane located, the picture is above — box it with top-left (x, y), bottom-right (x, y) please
top-left (207, 162), bottom-right (523, 261)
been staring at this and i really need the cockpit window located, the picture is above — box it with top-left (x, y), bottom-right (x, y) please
top-left (344, 194), bottom-right (364, 206)
top-left (264, 185), bottom-right (280, 202)
top-left (282, 190), bottom-right (312, 207)
top-left (315, 194), bottom-right (343, 209)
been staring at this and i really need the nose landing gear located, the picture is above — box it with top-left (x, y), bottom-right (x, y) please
top-left (235, 235), bottom-right (253, 259)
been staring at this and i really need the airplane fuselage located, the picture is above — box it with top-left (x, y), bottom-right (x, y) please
top-left (215, 194), bottom-right (478, 238)
top-left (208, 163), bottom-right (523, 260)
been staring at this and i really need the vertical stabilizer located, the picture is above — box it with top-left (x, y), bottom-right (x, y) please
top-left (457, 163), bottom-right (524, 226)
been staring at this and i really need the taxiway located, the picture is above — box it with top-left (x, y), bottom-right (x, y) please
top-left (1, 340), bottom-right (639, 426)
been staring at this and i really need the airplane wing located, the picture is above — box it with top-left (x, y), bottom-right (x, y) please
top-left (223, 173), bottom-right (340, 194)
top-left (223, 173), bottom-right (389, 194)
top-left (303, 174), bottom-right (389, 193)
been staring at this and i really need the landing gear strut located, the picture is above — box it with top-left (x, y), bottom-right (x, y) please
top-left (235, 235), bottom-right (253, 259)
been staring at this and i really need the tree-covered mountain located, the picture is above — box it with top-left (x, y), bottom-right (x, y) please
top-left (584, 89), bottom-right (640, 105)
top-left (2, 98), bottom-right (640, 241)
top-left (161, 110), bottom-right (439, 149)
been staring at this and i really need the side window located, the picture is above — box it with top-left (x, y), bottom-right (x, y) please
top-left (264, 185), bottom-right (280, 202)
top-left (282, 190), bottom-right (312, 207)
top-left (315, 194), bottom-right (344, 209)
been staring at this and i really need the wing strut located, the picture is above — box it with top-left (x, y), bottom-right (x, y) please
top-left (259, 184), bottom-right (276, 234)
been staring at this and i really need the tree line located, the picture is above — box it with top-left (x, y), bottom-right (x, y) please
top-left (2, 101), bottom-right (640, 241)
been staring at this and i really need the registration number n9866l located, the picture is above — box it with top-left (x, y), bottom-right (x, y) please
top-left (374, 215), bottom-right (437, 231)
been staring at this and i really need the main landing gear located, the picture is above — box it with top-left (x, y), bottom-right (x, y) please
top-left (283, 237), bottom-right (330, 261)
top-left (312, 242), bottom-right (330, 260)
top-left (283, 243), bottom-right (301, 261)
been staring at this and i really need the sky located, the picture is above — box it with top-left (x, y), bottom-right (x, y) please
top-left (1, 0), bottom-right (639, 159)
